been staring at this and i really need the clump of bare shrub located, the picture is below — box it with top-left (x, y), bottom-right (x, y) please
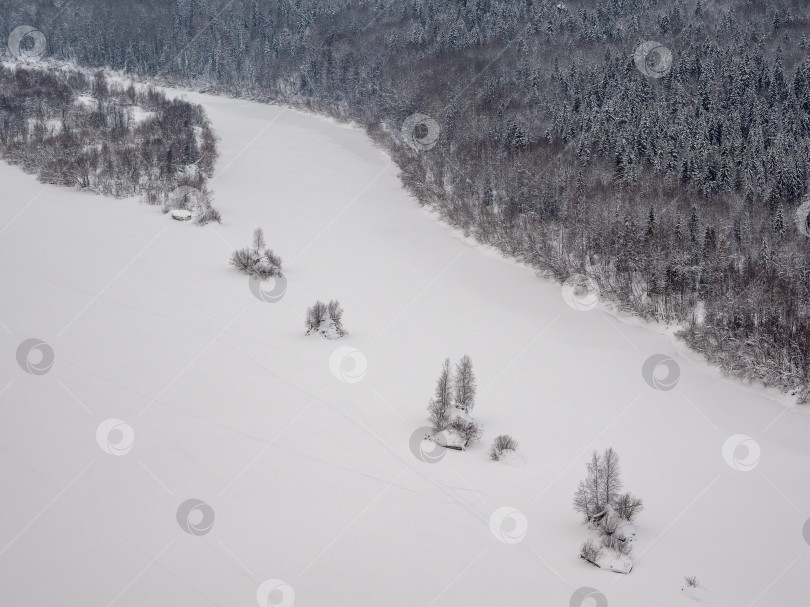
top-left (305, 299), bottom-right (346, 338)
top-left (230, 228), bottom-right (283, 279)
top-left (489, 434), bottom-right (519, 461)
top-left (579, 539), bottom-right (600, 565)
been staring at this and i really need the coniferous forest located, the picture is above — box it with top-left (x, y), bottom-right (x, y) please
top-left (4, 0), bottom-right (810, 397)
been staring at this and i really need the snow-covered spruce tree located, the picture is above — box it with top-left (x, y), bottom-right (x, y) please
top-left (230, 228), bottom-right (283, 280)
top-left (305, 299), bottom-right (346, 338)
top-left (427, 358), bottom-right (453, 432)
top-left (454, 354), bottom-right (476, 412)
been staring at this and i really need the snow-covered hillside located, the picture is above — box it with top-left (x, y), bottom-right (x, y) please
top-left (1, 90), bottom-right (808, 606)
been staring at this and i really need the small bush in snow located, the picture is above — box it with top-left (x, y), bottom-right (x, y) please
top-left (489, 434), bottom-right (519, 461)
top-left (597, 510), bottom-right (621, 538)
top-left (448, 417), bottom-right (481, 446)
top-left (231, 248), bottom-right (255, 273)
top-left (196, 206), bottom-right (222, 225)
top-left (601, 533), bottom-right (632, 556)
top-left (305, 299), bottom-right (346, 338)
top-left (230, 228), bottom-right (283, 280)
top-left (684, 576), bottom-right (699, 588)
top-left (614, 492), bottom-right (644, 522)
top-left (580, 539), bottom-right (600, 565)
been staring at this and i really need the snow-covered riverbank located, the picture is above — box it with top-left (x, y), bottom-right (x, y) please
top-left (1, 89), bottom-right (808, 606)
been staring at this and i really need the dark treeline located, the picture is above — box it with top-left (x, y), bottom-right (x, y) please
top-left (0, 64), bottom-right (219, 222)
top-left (4, 0), bottom-right (810, 396)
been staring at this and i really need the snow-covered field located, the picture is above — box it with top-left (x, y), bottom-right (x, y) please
top-left (1, 90), bottom-right (809, 606)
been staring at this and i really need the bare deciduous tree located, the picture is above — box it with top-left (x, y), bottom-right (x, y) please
top-left (454, 354), bottom-right (476, 412)
top-left (427, 359), bottom-right (453, 432)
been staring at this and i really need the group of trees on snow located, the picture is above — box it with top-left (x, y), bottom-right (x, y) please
top-left (7, 2), bottom-right (810, 394)
top-left (424, 356), bottom-right (519, 459)
top-left (305, 299), bottom-right (347, 339)
top-left (574, 447), bottom-right (644, 574)
top-left (231, 227), bottom-right (284, 279)
top-left (228, 229), bottom-right (347, 339)
top-left (0, 64), bottom-right (219, 223)
top-left (426, 356), bottom-right (483, 450)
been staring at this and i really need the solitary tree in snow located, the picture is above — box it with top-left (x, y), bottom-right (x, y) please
top-left (454, 354), bottom-right (476, 412)
top-left (573, 447), bottom-right (623, 522)
top-left (252, 227), bottom-right (266, 253)
top-left (427, 358), bottom-right (453, 432)
top-left (600, 447), bottom-right (623, 513)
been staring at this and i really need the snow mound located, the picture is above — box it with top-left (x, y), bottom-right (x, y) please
top-left (681, 585), bottom-right (713, 602)
top-left (430, 428), bottom-right (466, 450)
top-left (169, 209), bottom-right (193, 221)
top-left (595, 548), bottom-right (633, 574)
top-left (498, 449), bottom-right (526, 467)
top-left (313, 319), bottom-right (344, 340)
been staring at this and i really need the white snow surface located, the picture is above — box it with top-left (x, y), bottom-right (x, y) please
top-left (1, 88), bottom-right (810, 607)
